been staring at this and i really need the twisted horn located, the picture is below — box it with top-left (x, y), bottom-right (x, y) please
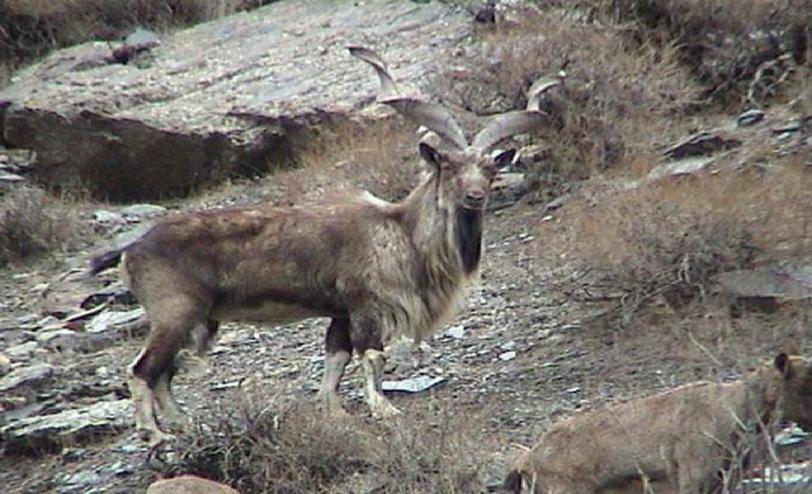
top-left (385, 98), bottom-right (468, 150)
top-left (470, 110), bottom-right (547, 153)
top-left (350, 46), bottom-right (468, 150)
top-left (526, 76), bottom-right (561, 111)
top-left (347, 46), bottom-right (399, 101)
top-left (471, 74), bottom-right (560, 153)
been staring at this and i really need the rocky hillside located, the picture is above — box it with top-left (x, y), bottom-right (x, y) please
top-left (1, 1), bottom-right (810, 493)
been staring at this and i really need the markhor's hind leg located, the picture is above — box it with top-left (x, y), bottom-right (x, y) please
top-left (129, 302), bottom-right (208, 446)
top-left (153, 319), bottom-right (219, 430)
top-left (153, 363), bottom-right (185, 429)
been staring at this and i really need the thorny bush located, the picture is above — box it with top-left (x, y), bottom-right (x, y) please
top-left (154, 398), bottom-right (487, 494)
top-left (0, 187), bottom-right (84, 266)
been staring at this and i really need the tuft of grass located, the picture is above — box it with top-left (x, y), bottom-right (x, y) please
top-left (154, 397), bottom-right (489, 494)
top-left (0, 186), bottom-right (86, 266)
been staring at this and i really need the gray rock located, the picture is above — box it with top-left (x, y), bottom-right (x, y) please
top-left (0, 171), bottom-right (25, 189)
top-left (382, 375), bottom-right (447, 394)
top-left (737, 109), bottom-right (765, 127)
top-left (80, 281), bottom-right (136, 309)
top-left (0, 352), bottom-right (10, 376)
top-left (772, 119), bottom-right (806, 135)
top-left (92, 210), bottom-right (123, 223)
top-left (444, 325), bottom-right (466, 339)
top-left (488, 172), bottom-right (537, 210)
top-left (15, 314), bottom-right (39, 325)
top-left (0, 0), bottom-right (470, 200)
top-left (5, 341), bottom-right (38, 360)
top-left (124, 28), bottom-right (160, 49)
top-left (86, 308), bottom-right (146, 333)
top-left (545, 194), bottom-right (570, 211)
top-left (113, 222), bottom-right (153, 249)
top-left (648, 156), bottom-right (715, 180)
top-left (35, 328), bottom-right (76, 344)
top-left (498, 350), bottom-right (517, 361)
top-left (663, 131), bottom-right (741, 160)
top-left (120, 203), bottom-right (166, 217)
top-left (1, 399), bottom-right (133, 455)
top-left (0, 362), bottom-right (54, 393)
top-left (55, 470), bottom-right (103, 494)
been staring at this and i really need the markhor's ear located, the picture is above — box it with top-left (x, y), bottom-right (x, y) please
top-left (494, 149), bottom-right (517, 170)
top-left (419, 142), bottom-right (443, 171)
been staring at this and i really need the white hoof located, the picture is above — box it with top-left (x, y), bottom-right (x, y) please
top-left (370, 398), bottom-right (402, 419)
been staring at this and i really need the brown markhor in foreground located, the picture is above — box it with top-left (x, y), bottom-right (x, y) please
top-left (501, 353), bottom-right (812, 494)
top-left (89, 46), bottom-right (551, 445)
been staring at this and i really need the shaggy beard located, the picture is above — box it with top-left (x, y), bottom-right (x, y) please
top-left (455, 207), bottom-right (482, 275)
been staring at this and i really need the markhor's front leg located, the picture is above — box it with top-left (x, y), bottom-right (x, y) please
top-left (317, 317), bottom-right (352, 416)
top-left (350, 312), bottom-right (402, 419)
top-left (361, 349), bottom-right (401, 418)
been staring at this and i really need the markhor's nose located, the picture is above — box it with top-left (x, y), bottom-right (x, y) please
top-left (466, 190), bottom-right (485, 202)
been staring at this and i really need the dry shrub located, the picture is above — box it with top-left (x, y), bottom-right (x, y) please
top-left (0, 0), bottom-right (277, 77)
top-left (583, 0), bottom-right (811, 107)
top-left (265, 120), bottom-right (422, 205)
top-left (156, 399), bottom-right (487, 494)
top-left (539, 159), bottom-right (812, 326)
top-left (441, 7), bottom-right (699, 182)
top-left (0, 186), bottom-right (85, 266)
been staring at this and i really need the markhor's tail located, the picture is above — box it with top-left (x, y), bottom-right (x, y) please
top-left (89, 248), bottom-right (123, 275)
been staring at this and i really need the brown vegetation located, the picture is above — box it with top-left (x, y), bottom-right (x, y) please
top-left (0, 186), bottom-right (86, 266)
top-left (155, 399), bottom-right (488, 494)
top-left (539, 157), bottom-right (812, 328)
top-left (266, 121), bottom-right (422, 206)
top-left (441, 7), bottom-right (700, 182)
top-left (580, 0), bottom-right (811, 107)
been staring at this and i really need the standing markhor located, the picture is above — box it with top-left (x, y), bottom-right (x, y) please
top-left (89, 46), bottom-right (555, 445)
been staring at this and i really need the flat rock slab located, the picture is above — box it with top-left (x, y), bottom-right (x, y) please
top-left (0, 0), bottom-right (470, 200)
top-left (1, 399), bottom-right (132, 455)
top-left (0, 363), bottom-right (54, 393)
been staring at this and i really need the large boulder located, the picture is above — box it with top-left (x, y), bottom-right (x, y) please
top-left (0, 0), bottom-right (470, 200)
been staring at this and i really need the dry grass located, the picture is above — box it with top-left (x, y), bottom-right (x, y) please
top-left (440, 7), bottom-right (700, 183)
top-left (154, 397), bottom-right (489, 494)
top-left (0, 0), bottom-right (277, 81)
top-left (538, 156), bottom-right (812, 327)
top-left (0, 186), bottom-right (87, 266)
top-left (261, 120), bottom-right (423, 206)
top-left (582, 0), bottom-right (811, 107)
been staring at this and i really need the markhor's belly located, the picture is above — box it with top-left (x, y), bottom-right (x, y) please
top-left (210, 300), bottom-right (324, 323)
